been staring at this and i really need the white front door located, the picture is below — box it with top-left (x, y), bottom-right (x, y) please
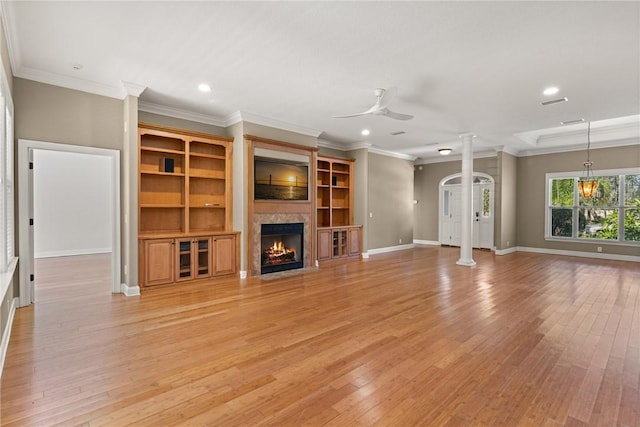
top-left (440, 180), bottom-right (493, 249)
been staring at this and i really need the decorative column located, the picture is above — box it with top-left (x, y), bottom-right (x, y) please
top-left (122, 81), bottom-right (146, 295)
top-left (456, 133), bottom-right (476, 267)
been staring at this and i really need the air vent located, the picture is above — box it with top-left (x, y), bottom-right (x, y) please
top-left (541, 97), bottom-right (568, 106)
top-left (390, 131), bottom-right (405, 136)
top-left (561, 118), bottom-right (585, 125)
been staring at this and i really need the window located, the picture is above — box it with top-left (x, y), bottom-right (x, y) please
top-left (547, 169), bottom-right (640, 244)
top-left (0, 53), bottom-right (15, 303)
top-left (482, 188), bottom-right (490, 217)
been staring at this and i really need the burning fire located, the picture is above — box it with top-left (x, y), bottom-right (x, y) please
top-left (263, 240), bottom-right (297, 265)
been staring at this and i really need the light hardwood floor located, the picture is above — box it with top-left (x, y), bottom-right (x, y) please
top-left (2, 247), bottom-right (639, 426)
top-left (34, 253), bottom-right (112, 303)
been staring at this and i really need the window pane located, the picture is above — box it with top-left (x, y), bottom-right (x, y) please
top-left (580, 176), bottom-right (618, 207)
top-left (443, 190), bottom-right (449, 216)
top-left (551, 178), bottom-right (574, 207)
top-left (551, 208), bottom-right (573, 237)
top-left (624, 208), bottom-right (640, 241)
top-left (579, 208), bottom-right (618, 240)
top-left (482, 188), bottom-right (490, 217)
top-left (625, 175), bottom-right (640, 206)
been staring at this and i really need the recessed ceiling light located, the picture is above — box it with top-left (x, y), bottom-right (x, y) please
top-left (543, 86), bottom-right (559, 96)
top-left (198, 83), bottom-right (211, 93)
top-left (361, 129), bottom-right (370, 136)
top-left (438, 148), bottom-right (452, 156)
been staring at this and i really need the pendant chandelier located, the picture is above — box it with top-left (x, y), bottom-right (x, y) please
top-left (578, 121), bottom-right (598, 199)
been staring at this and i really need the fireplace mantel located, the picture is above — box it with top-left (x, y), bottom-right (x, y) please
top-left (245, 135), bottom-right (318, 276)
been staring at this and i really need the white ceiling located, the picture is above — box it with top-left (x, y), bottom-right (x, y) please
top-left (2, 1), bottom-right (639, 161)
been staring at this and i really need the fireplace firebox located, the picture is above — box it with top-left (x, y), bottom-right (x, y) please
top-left (260, 223), bottom-right (304, 274)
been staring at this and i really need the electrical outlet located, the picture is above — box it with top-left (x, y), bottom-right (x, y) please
top-left (369, 212), bottom-right (373, 218)
top-left (506, 240), bottom-right (510, 246)
top-left (399, 238), bottom-right (402, 244)
top-left (597, 246), bottom-right (602, 253)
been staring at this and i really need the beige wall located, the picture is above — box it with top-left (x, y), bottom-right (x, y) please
top-left (347, 148), bottom-right (368, 240)
top-left (413, 156), bottom-right (498, 242)
top-left (496, 151), bottom-right (517, 249)
top-left (138, 111), bottom-right (227, 136)
top-left (14, 78), bottom-right (123, 150)
top-left (243, 122), bottom-right (317, 147)
top-left (367, 153), bottom-right (414, 250)
top-left (517, 144), bottom-right (640, 256)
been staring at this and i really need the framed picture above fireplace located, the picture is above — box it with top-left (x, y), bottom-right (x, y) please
top-left (254, 155), bottom-right (309, 201)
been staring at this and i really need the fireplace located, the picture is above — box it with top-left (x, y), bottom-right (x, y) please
top-left (261, 223), bottom-right (304, 274)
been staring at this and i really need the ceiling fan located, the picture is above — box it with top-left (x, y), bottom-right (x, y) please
top-left (333, 87), bottom-right (414, 121)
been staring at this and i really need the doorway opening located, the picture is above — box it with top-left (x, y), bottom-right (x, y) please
top-left (439, 173), bottom-right (494, 249)
top-left (18, 140), bottom-right (121, 307)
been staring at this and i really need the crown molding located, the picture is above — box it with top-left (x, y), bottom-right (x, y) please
top-left (0, 1), bottom-right (20, 77)
top-left (138, 102), bottom-right (227, 127)
top-left (317, 138), bottom-right (416, 161)
top-left (367, 146), bottom-right (417, 161)
top-left (414, 150), bottom-right (497, 165)
top-left (515, 137), bottom-right (639, 158)
top-left (316, 138), bottom-right (352, 151)
top-left (225, 111), bottom-right (322, 138)
top-left (121, 81), bottom-right (146, 98)
top-left (13, 66), bottom-right (124, 99)
top-left (494, 145), bottom-right (520, 157)
top-left (514, 115), bottom-right (640, 147)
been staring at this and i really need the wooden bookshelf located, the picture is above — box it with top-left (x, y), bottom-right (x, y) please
top-left (138, 123), bottom-right (238, 287)
top-left (316, 156), bottom-right (361, 261)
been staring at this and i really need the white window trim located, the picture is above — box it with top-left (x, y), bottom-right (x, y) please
top-left (0, 41), bottom-right (16, 304)
top-left (545, 167), bottom-right (640, 246)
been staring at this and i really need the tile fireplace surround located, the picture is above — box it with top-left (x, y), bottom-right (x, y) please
top-left (250, 212), bottom-right (311, 276)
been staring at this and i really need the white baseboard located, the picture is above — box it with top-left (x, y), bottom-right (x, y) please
top-left (121, 283), bottom-right (140, 296)
top-left (0, 297), bottom-right (18, 378)
top-left (495, 247), bottom-right (517, 255)
top-left (413, 239), bottom-right (440, 246)
top-left (35, 248), bottom-right (112, 259)
top-left (517, 246), bottom-right (640, 263)
top-left (365, 243), bottom-right (415, 258)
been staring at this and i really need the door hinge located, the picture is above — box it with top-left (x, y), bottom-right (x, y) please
top-left (30, 274), bottom-right (34, 282)
top-left (29, 162), bottom-right (33, 170)
top-left (29, 218), bottom-right (34, 226)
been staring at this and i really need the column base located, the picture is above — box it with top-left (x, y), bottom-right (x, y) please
top-left (456, 259), bottom-right (476, 267)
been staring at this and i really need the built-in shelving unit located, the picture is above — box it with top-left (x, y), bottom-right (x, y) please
top-left (138, 123), bottom-right (238, 287)
top-left (316, 155), bottom-right (362, 261)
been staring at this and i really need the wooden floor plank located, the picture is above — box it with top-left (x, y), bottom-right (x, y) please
top-left (2, 248), bottom-right (639, 426)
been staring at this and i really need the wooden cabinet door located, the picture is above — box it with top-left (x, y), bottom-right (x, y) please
top-left (143, 239), bottom-right (175, 286)
top-left (317, 229), bottom-right (332, 261)
top-left (348, 227), bottom-right (361, 257)
top-left (176, 238), bottom-right (194, 281)
top-left (213, 235), bottom-right (236, 276)
top-left (194, 237), bottom-right (212, 279)
top-left (333, 230), bottom-right (348, 258)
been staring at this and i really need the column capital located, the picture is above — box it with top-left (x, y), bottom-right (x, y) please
top-left (458, 132), bottom-right (476, 140)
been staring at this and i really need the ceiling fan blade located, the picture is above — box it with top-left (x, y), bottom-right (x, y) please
top-left (382, 109), bottom-right (414, 121)
top-left (332, 103), bottom-right (381, 118)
